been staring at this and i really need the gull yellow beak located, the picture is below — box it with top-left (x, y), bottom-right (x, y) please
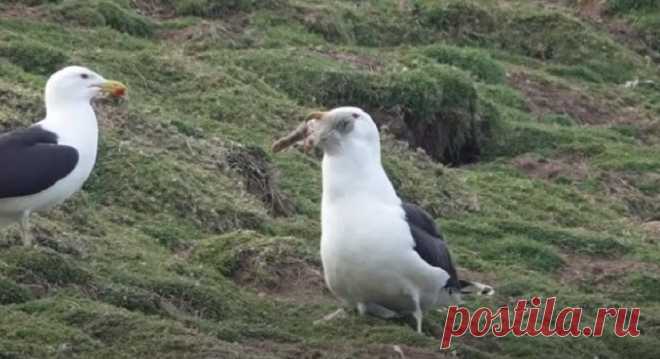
top-left (100, 80), bottom-right (127, 98)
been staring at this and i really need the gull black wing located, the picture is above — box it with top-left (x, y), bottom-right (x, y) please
top-left (402, 202), bottom-right (460, 289)
top-left (0, 126), bottom-right (79, 199)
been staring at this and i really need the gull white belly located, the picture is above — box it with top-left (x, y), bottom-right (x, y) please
top-left (0, 114), bottom-right (97, 220)
top-left (0, 158), bottom-right (92, 216)
top-left (321, 198), bottom-right (449, 313)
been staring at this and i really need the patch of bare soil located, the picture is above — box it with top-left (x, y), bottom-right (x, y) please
top-left (575, 0), bottom-right (660, 63)
top-left (159, 16), bottom-right (250, 46)
top-left (130, 0), bottom-right (177, 19)
top-left (642, 222), bottom-right (660, 242)
top-left (160, 21), bottom-right (214, 42)
top-left (508, 72), bottom-right (629, 125)
top-left (601, 172), bottom-right (660, 221)
top-left (635, 120), bottom-right (660, 145)
top-left (245, 340), bottom-right (449, 359)
top-left (231, 247), bottom-right (328, 304)
top-left (529, 0), bottom-right (660, 62)
top-left (560, 254), bottom-right (659, 291)
top-left (0, 3), bottom-right (45, 19)
top-left (524, 0), bottom-right (607, 22)
top-left (608, 21), bottom-right (660, 63)
top-left (512, 155), bottom-right (659, 224)
top-left (313, 49), bottom-right (384, 72)
top-left (578, 0), bottom-right (660, 63)
top-left (512, 154), bottom-right (591, 181)
top-left (576, 0), bottom-right (606, 20)
top-left (561, 256), bottom-right (640, 284)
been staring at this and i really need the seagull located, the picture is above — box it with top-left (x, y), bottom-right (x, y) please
top-left (0, 66), bottom-right (126, 247)
top-left (274, 107), bottom-right (493, 333)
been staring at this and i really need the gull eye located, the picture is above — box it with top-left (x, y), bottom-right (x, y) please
top-left (352, 113), bottom-right (359, 119)
top-left (80, 73), bottom-right (90, 79)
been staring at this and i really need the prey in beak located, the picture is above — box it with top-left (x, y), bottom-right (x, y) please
top-left (98, 80), bottom-right (127, 98)
top-left (272, 111), bottom-right (326, 153)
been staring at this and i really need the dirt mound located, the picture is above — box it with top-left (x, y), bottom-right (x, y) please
top-left (509, 71), bottom-right (646, 125)
top-left (245, 340), bottom-right (450, 359)
top-left (512, 154), bottom-right (590, 181)
top-left (193, 232), bottom-right (326, 301)
top-left (238, 52), bottom-right (498, 165)
top-left (509, 72), bottom-right (608, 124)
top-left (232, 246), bottom-right (326, 300)
top-left (131, 0), bottom-right (177, 19)
top-left (601, 172), bottom-right (660, 221)
top-left (0, 3), bottom-right (45, 19)
top-left (642, 221), bottom-right (660, 240)
top-left (560, 254), bottom-right (659, 299)
top-left (226, 145), bottom-right (296, 217)
top-left (313, 49), bottom-right (384, 71)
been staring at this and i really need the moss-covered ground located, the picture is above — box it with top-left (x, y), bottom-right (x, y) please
top-left (0, 0), bottom-right (659, 357)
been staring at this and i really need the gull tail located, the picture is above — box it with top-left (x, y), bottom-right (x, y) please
top-left (459, 280), bottom-right (495, 296)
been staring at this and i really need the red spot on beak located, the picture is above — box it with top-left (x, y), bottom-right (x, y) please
top-left (101, 80), bottom-right (127, 98)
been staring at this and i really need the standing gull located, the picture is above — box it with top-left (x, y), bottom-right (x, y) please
top-left (273, 107), bottom-right (493, 333)
top-left (0, 66), bottom-right (126, 246)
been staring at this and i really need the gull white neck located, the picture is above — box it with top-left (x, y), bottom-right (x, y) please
top-left (322, 140), bottom-right (399, 205)
top-left (42, 101), bottom-right (98, 146)
top-left (40, 101), bottom-right (99, 182)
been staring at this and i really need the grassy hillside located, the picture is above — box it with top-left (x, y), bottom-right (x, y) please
top-left (0, 0), bottom-right (659, 357)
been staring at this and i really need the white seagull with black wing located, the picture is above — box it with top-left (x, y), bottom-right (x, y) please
top-left (0, 66), bottom-right (126, 247)
top-left (274, 106), bottom-right (493, 333)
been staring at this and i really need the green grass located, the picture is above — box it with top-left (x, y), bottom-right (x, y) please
top-left (54, 0), bottom-right (155, 37)
top-left (605, 0), bottom-right (660, 52)
top-left (607, 0), bottom-right (660, 13)
top-left (0, 0), bottom-right (658, 358)
top-left (0, 37), bottom-right (69, 75)
top-left (419, 44), bottom-right (506, 84)
top-left (0, 278), bottom-right (33, 305)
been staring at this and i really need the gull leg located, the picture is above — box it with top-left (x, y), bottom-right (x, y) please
top-left (393, 345), bottom-right (407, 359)
top-left (20, 211), bottom-right (32, 247)
top-left (313, 308), bottom-right (346, 325)
top-left (357, 303), bottom-right (367, 316)
top-left (413, 309), bottom-right (423, 334)
top-left (412, 295), bottom-right (423, 334)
